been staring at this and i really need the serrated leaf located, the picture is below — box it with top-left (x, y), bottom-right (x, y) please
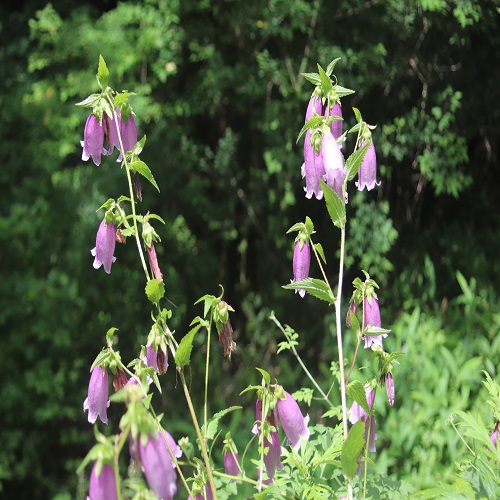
top-left (317, 64), bottom-right (333, 93)
top-left (352, 107), bottom-right (362, 122)
top-left (97, 55), bottom-right (109, 89)
top-left (304, 216), bottom-right (314, 235)
top-left (314, 243), bottom-right (327, 265)
top-left (301, 72), bottom-right (321, 85)
top-left (341, 420), bottom-right (365, 478)
top-left (286, 222), bottom-right (304, 234)
top-left (346, 141), bottom-right (371, 181)
top-left (114, 92), bottom-right (136, 108)
top-left (320, 179), bottom-right (346, 229)
top-left (283, 278), bottom-right (335, 304)
top-left (76, 93), bottom-right (101, 108)
top-left (335, 85), bottom-right (355, 98)
top-left (347, 380), bottom-right (370, 415)
top-left (145, 279), bottom-right (165, 304)
top-left (201, 406), bottom-right (242, 441)
top-left (174, 324), bottom-right (201, 368)
top-left (129, 160), bottom-right (160, 192)
top-left (326, 58), bottom-right (341, 76)
top-left (296, 115), bottom-right (324, 144)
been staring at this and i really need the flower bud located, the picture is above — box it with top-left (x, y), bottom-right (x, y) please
top-left (292, 240), bottom-right (311, 298)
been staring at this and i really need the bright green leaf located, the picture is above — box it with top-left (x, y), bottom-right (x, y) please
top-left (174, 324), bottom-right (201, 368)
top-left (283, 278), bottom-right (335, 304)
top-left (145, 279), bottom-right (165, 304)
top-left (341, 420), bottom-right (365, 478)
top-left (320, 179), bottom-right (346, 229)
top-left (129, 160), bottom-right (160, 192)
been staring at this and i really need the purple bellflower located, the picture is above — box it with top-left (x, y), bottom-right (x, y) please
top-left (385, 372), bottom-right (395, 406)
top-left (138, 429), bottom-right (182, 500)
top-left (305, 94), bottom-right (323, 122)
top-left (356, 141), bottom-right (380, 191)
top-left (117, 115), bottom-right (137, 162)
top-left (145, 345), bottom-right (169, 375)
top-left (348, 385), bottom-right (378, 453)
top-left (223, 450), bottom-right (241, 477)
top-left (322, 129), bottom-right (345, 201)
top-left (81, 114), bottom-right (106, 166)
top-left (292, 240), bottom-right (310, 298)
top-left (327, 102), bottom-right (343, 140)
top-left (263, 429), bottom-right (284, 481)
top-left (83, 365), bottom-right (110, 424)
top-left (87, 462), bottom-right (118, 500)
top-left (105, 112), bottom-right (121, 157)
top-left (91, 219), bottom-right (117, 274)
top-left (363, 296), bottom-right (387, 349)
top-left (276, 391), bottom-right (310, 450)
top-left (346, 300), bottom-right (358, 328)
top-left (491, 421), bottom-right (499, 448)
top-left (302, 129), bottom-right (325, 200)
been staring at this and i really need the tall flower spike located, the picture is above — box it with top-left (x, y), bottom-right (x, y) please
top-left (117, 115), bottom-right (137, 162)
top-left (276, 391), bottom-right (310, 450)
top-left (322, 129), bottom-right (345, 201)
top-left (356, 141), bottom-right (380, 191)
top-left (292, 240), bottom-right (310, 298)
top-left (363, 296), bottom-right (387, 349)
top-left (138, 430), bottom-right (182, 500)
top-left (81, 114), bottom-right (106, 166)
top-left (91, 220), bottom-right (117, 274)
top-left (87, 462), bottom-right (118, 500)
top-left (83, 365), bottom-right (110, 424)
top-left (302, 129), bottom-right (325, 200)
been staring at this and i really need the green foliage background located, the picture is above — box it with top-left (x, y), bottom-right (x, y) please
top-left (1, 0), bottom-right (499, 497)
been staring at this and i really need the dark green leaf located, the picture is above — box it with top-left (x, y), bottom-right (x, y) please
top-left (341, 420), bottom-right (365, 478)
top-left (320, 179), bottom-right (346, 229)
top-left (129, 160), bottom-right (160, 192)
top-left (347, 380), bottom-right (369, 415)
top-left (283, 278), bottom-right (335, 304)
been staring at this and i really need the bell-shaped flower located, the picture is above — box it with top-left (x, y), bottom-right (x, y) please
top-left (81, 114), bottom-right (106, 166)
top-left (276, 391), bottom-right (310, 450)
top-left (91, 220), bottom-right (117, 274)
top-left (302, 129), bottom-right (325, 200)
top-left (146, 243), bottom-right (163, 282)
top-left (223, 450), bottom-right (241, 477)
top-left (491, 421), bottom-right (500, 449)
top-left (292, 240), bottom-right (310, 298)
top-left (356, 141), bottom-right (380, 191)
top-left (385, 372), bottom-right (395, 406)
top-left (105, 112), bottom-right (121, 157)
top-left (145, 345), bottom-right (169, 375)
top-left (346, 300), bottom-right (358, 328)
top-left (263, 430), bottom-right (284, 481)
top-left (87, 462), bottom-right (118, 500)
top-left (327, 102), bottom-right (343, 140)
top-left (363, 296), bottom-right (387, 348)
top-left (322, 129), bottom-right (345, 201)
top-left (83, 365), bottom-right (110, 424)
top-left (138, 429), bottom-right (182, 500)
top-left (117, 115), bottom-right (137, 162)
top-left (305, 94), bottom-right (323, 122)
top-left (348, 385), bottom-right (378, 452)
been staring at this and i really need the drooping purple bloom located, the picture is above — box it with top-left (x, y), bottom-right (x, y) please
top-left (83, 366), bottom-right (110, 424)
top-left (263, 429), bottom-right (284, 481)
top-left (346, 301), bottom-right (358, 328)
top-left (138, 430), bottom-right (182, 500)
top-left (356, 141), bottom-right (380, 191)
top-left (224, 450), bottom-right (241, 476)
top-left (145, 345), bottom-right (169, 375)
top-left (363, 296), bottom-right (387, 349)
top-left (385, 372), bottom-right (395, 406)
top-left (327, 102), bottom-right (343, 139)
top-left (491, 421), bottom-right (499, 448)
top-left (81, 114), bottom-right (106, 166)
top-left (305, 94), bottom-right (323, 122)
top-left (276, 391), bottom-right (310, 450)
top-left (292, 240), bottom-right (310, 298)
top-left (87, 462), bottom-right (118, 500)
top-left (91, 220), bottom-right (117, 274)
top-left (117, 115), bottom-right (138, 162)
top-left (105, 112), bottom-right (121, 157)
top-left (146, 243), bottom-right (163, 282)
top-left (348, 385), bottom-right (378, 453)
top-left (302, 129), bottom-right (325, 200)
top-left (322, 129), bottom-right (345, 201)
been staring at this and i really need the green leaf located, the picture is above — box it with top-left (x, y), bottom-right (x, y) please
top-left (334, 85), bottom-right (355, 98)
top-left (145, 279), bottom-right (165, 304)
top-left (346, 141), bottom-right (371, 181)
top-left (75, 93), bottom-right (101, 108)
top-left (97, 55), bottom-right (109, 89)
top-left (174, 324), bottom-right (201, 368)
top-left (317, 64), bottom-right (333, 93)
top-left (341, 420), bottom-right (365, 478)
top-left (256, 367), bottom-right (271, 385)
top-left (201, 406), bottom-right (242, 441)
top-left (314, 243), bottom-right (327, 265)
top-left (286, 222), bottom-right (304, 234)
top-left (296, 115), bottom-right (324, 144)
top-left (301, 72), bottom-right (321, 86)
top-left (347, 380), bottom-right (370, 414)
top-left (283, 278), bottom-right (335, 304)
top-left (114, 92), bottom-right (136, 108)
top-left (326, 58), bottom-right (341, 76)
top-left (129, 160), bottom-right (160, 192)
top-left (320, 179), bottom-right (346, 229)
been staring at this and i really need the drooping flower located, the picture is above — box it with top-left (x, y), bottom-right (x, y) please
top-left (327, 102), bottom-right (343, 139)
top-left (91, 220), bottom-right (117, 274)
top-left (138, 429), bottom-right (182, 500)
top-left (223, 449), bottom-right (241, 477)
top-left (346, 300), bottom-right (358, 328)
top-left (105, 112), bottom-right (121, 157)
top-left (302, 129), bottom-right (325, 200)
top-left (292, 240), bottom-right (310, 298)
top-left (362, 296), bottom-right (387, 349)
top-left (81, 114), bottom-right (106, 166)
top-left (348, 384), bottom-right (378, 452)
top-left (83, 365), bottom-right (110, 424)
top-left (219, 319), bottom-right (237, 360)
top-left (276, 391), bottom-right (310, 450)
top-left (322, 129), bottom-right (345, 201)
top-left (356, 141), bottom-right (380, 191)
top-left (145, 345), bottom-right (168, 375)
top-left (146, 243), bottom-right (163, 282)
top-left (491, 421), bottom-right (499, 448)
top-left (117, 115), bottom-right (137, 162)
top-left (305, 94), bottom-right (323, 122)
top-left (87, 462), bottom-right (118, 500)
top-left (385, 372), bottom-right (395, 406)
top-left (112, 368), bottom-right (128, 392)
top-left (263, 429), bottom-right (284, 481)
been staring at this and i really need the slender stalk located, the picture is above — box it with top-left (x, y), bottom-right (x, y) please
top-left (179, 370), bottom-right (217, 499)
top-left (346, 337), bottom-right (362, 386)
top-left (203, 316), bottom-right (213, 440)
top-left (213, 470), bottom-right (258, 486)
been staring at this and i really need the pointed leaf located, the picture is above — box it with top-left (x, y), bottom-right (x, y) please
top-left (341, 420), bottom-right (365, 478)
top-left (76, 93), bottom-right (101, 108)
top-left (346, 141), bottom-right (371, 181)
top-left (256, 367), bottom-right (271, 385)
top-left (320, 179), bottom-right (346, 229)
top-left (283, 278), bottom-right (335, 304)
top-left (174, 324), bottom-right (201, 368)
top-left (145, 279), bottom-right (165, 304)
top-left (347, 380), bottom-right (370, 415)
top-left (335, 85), bottom-right (355, 98)
top-left (129, 160), bottom-right (160, 192)
top-left (201, 406), bottom-right (242, 441)
top-left (296, 115), bottom-right (324, 143)
top-left (97, 55), bottom-right (109, 89)
top-left (317, 64), bottom-right (333, 93)
top-left (301, 72), bottom-right (321, 86)
top-left (326, 58), bottom-right (341, 76)
top-left (314, 243), bottom-right (327, 265)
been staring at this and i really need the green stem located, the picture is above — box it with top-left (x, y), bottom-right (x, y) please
top-left (204, 316), bottom-right (213, 440)
top-left (179, 369), bottom-right (217, 499)
top-left (213, 470), bottom-right (258, 486)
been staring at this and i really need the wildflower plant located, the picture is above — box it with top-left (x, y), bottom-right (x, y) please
top-left (75, 55), bottom-right (407, 499)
